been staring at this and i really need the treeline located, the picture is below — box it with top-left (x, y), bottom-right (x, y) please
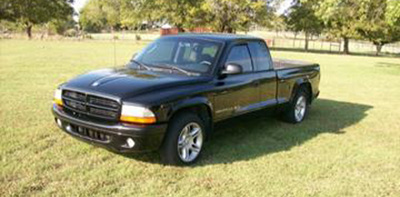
top-left (78, 0), bottom-right (277, 33)
top-left (284, 0), bottom-right (400, 55)
top-left (0, 0), bottom-right (75, 38)
top-left (79, 0), bottom-right (400, 54)
top-left (1, 0), bottom-right (399, 55)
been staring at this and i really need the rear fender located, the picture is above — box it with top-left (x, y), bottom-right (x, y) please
top-left (289, 78), bottom-right (312, 103)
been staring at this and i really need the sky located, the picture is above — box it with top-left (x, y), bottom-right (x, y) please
top-left (278, 0), bottom-right (292, 14)
top-left (72, 0), bottom-right (89, 13)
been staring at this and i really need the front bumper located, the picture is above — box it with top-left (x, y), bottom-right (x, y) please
top-left (52, 104), bottom-right (168, 153)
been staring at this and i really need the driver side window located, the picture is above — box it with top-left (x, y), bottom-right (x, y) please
top-left (141, 41), bottom-right (174, 63)
top-left (226, 45), bottom-right (253, 72)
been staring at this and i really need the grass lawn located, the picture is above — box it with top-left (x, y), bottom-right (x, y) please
top-left (1, 39), bottom-right (400, 196)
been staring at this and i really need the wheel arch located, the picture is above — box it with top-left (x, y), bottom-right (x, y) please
top-left (290, 79), bottom-right (313, 104)
top-left (167, 97), bottom-right (214, 138)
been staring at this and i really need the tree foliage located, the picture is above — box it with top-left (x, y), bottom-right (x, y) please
top-left (158, 0), bottom-right (203, 30)
top-left (48, 16), bottom-right (76, 35)
top-left (201, 0), bottom-right (275, 33)
top-left (80, 0), bottom-right (123, 32)
top-left (120, 0), bottom-right (161, 29)
top-left (356, 0), bottom-right (400, 55)
top-left (312, 0), bottom-right (363, 54)
top-left (284, 0), bottom-right (324, 51)
top-left (80, 0), bottom-right (276, 33)
top-left (386, 0), bottom-right (400, 26)
top-left (0, 0), bottom-right (74, 38)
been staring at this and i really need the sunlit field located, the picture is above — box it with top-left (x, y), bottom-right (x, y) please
top-left (1, 39), bottom-right (400, 196)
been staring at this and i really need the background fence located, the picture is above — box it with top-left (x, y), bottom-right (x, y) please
top-left (248, 31), bottom-right (400, 54)
top-left (3, 29), bottom-right (399, 55)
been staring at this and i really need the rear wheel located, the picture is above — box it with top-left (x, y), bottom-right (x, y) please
top-left (282, 87), bottom-right (309, 123)
top-left (160, 112), bottom-right (205, 165)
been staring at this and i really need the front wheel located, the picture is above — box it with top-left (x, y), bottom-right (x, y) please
top-left (282, 88), bottom-right (309, 123)
top-left (159, 112), bottom-right (205, 165)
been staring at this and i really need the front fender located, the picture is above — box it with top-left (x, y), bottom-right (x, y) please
top-left (168, 96), bottom-right (213, 119)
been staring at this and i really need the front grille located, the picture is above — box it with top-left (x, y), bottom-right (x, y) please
top-left (68, 124), bottom-right (110, 142)
top-left (89, 107), bottom-right (119, 119)
top-left (88, 95), bottom-right (119, 108)
top-left (64, 99), bottom-right (86, 111)
top-left (64, 91), bottom-right (85, 101)
top-left (62, 90), bottom-right (120, 121)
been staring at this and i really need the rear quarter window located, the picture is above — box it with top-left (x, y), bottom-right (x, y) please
top-left (248, 41), bottom-right (272, 71)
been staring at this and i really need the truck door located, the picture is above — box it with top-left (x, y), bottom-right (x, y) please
top-left (214, 44), bottom-right (261, 120)
top-left (248, 41), bottom-right (277, 106)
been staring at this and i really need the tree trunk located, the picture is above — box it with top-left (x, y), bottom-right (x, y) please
top-left (176, 24), bottom-right (185, 33)
top-left (375, 44), bottom-right (383, 56)
top-left (343, 37), bottom-right (350, 54)
top-left (226, 26), bottom-right (234, 33)
top-left (217, 24), bottom-right (224, 33)
top-left (26, 25), bottom-right (33, 39)
top-left (305, 31), bottom-right (309, 51)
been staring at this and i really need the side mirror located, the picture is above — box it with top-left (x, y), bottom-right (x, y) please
top-left (221, 63), bottom-right (243, 75)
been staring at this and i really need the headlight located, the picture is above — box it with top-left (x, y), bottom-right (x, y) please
top-left (53, 88), bottom-right (63, 106)
top-left (120, 104), bottom-right (156, 124)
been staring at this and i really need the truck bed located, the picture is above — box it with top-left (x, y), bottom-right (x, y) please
top-left (273, 58), bottom-right (318, 70)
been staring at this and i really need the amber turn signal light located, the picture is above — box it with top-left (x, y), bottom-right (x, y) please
top-left (120, 115), bottom-right (156, 124)
top-left (54, 89), bottom-right (63, 106)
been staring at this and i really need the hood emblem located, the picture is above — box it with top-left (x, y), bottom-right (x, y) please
top-left (92, 81), bottom-right (100, 87)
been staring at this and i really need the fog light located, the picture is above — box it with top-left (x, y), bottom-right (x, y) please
top-left (126, 138), bottom-right (135, 148)
top-left (66, 124), bottom-right (72, 132)
top-left (56, 118), bottom-right (62, 127)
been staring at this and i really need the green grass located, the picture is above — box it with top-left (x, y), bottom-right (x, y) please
top-left (1, 39), bottom-right (400, 196)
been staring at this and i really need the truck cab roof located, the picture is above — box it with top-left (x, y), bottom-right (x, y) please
top-left (161, 33), bottom-right (264, 43)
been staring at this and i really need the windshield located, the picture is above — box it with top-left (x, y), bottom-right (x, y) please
top-left (133, 37), bottom-right (222, 74)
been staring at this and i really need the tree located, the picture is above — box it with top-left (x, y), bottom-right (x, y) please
top-left (120, 0), bottom-right (162, 30)
top-left (80, 0), bottom-right (122, 33)
top-left (0, 0), bottom-right (74, 38)
top-left (158, 0), bottom-right (203, 32)
top-left (284, 0), bottom-right (324, 51)
top-left (314, 0), bottom-right (361, 54)
top-left (270, 15), bottom-right (286, 36)
top-left (49, 15), bottom-right (76, 35)
top-left (81, 0), bottom-right (281, 33)
top-left (201, 0), bottom-right (275, 33)
top-left (79, 0), bottom-right (106, 32)
top-left (357, 0), bottom-right (400, 55)
top-left (102, 0), bottom-right (122, 32)
top-left (386, 0), bottom-right (400, 26)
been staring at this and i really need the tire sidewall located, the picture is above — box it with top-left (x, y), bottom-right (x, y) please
top-left (292, 90), bottom-right (309, 123)
top-left (282, 88), bottom-right (309, 124)
top-left (160, 112), bottom-right (205, 165)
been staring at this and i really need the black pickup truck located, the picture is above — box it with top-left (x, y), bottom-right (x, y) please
top-left (52, 34), bottom-right (320, 165)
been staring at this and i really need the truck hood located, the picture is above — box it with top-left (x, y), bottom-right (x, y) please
top-left (63, 67), bottom-right (210, 99)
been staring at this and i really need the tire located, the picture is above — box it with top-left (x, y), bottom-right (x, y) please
top-left (159, 112), bottom-right (206, 165)
top-left (282, 87), bottom-right (309, 124)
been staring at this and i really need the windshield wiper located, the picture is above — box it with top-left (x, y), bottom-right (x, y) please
top-left (157, 64), bottom-right (199, 76)
top-left (130, 59), bottom-right (152, 71)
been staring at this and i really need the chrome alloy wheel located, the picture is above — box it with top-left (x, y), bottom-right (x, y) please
top-left (294, 95), bottom-right (307, 122)
top-left (177, 122), bottom-right (203, 162)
